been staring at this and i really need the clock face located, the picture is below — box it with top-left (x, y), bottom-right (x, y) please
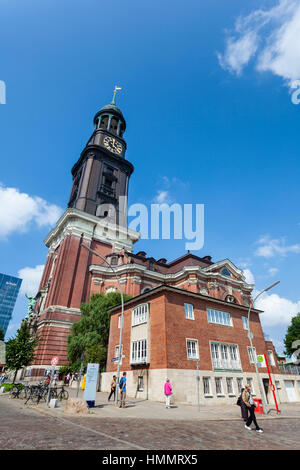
top-left (103, 135), bottom-right (123, 155)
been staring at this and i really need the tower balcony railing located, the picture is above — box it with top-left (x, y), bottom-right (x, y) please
top-left (278, 364), bottom-right (300, 375)
top-left (99, 184), bottom-right (116, 198)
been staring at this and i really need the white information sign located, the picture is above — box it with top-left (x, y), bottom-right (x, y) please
top-left (256, 354), bottom-right (266, 368)
top-left (83, 363), bottom-right (99, 402)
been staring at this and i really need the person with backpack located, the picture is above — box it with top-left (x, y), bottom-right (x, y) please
top-left (237, 387), bottom-right (249, 421)
top-left (119, 372), bottom-right (127, 408)
top-left (108, 375), bottom-right (117, 402)
top-left (242, 384), bottom-right (263, 433)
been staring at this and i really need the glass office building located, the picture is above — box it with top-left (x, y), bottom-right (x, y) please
top-left (0, 273), bottom-right (22, 335)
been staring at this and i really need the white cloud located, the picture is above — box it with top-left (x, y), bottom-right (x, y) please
top-left (218, 0), bottom-right (300, 89)
top-left (18, 265), bottom-right (45, 296)
top-left (256, 292), bottom-right (300, 327)
top-left (0, 184), bottom-right (63, 239)
top-left (268, 267), bottom-right (279, 276)
top-left (255, 235), bottom-right (300, 258)
top-left (153, 190), bottom-right (172, 204)
top-left (243, 268), bottom-right (255, 284)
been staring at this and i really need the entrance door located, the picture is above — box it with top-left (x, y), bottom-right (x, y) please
top-left (263, 378), bottom-right (269, 404)
top-left (284, 381), bottom-right (297, 402)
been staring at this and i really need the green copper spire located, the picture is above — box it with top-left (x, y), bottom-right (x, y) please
top-left (111, 86), bottom-right (122, 105)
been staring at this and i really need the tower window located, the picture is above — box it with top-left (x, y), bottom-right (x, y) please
top-left (110, 118), bottom-right (118, 133)
top-left (100, 115), bottom-right (109, 129)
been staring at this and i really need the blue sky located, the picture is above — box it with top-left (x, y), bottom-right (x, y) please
top-left (1, 0), bottom-right (300, 354)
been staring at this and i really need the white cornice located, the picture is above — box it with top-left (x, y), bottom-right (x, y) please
top-left (44, 208), bottom-right (140, 252)
top-left (89, 263), bottom-right (253, 293)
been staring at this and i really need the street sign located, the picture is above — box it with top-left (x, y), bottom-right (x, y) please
top-left (256, 354), bottom-right (266, 367)
top-left (111, 355), bottom-right (125, 362)
top-left (51, 356), bottom-right (58, 366)
top-left (84, 363), bottom-right (99, 403)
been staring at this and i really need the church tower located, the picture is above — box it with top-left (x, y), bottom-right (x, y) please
top-left (30, 91), bottom-right (140, 374)
top-left (68, 89), bottom-right (133, 227)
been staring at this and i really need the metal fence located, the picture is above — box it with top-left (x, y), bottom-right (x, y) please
top-left (279, 364), bottom-right (300, 375)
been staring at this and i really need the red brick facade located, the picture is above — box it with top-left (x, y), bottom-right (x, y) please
top-left (106, 286), bottom-right (280, 376)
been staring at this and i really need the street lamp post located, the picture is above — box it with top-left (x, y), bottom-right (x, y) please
top-left (80, 244), bottom-right (124, 406)
top-left (247, 280), bottom-right (280, 414)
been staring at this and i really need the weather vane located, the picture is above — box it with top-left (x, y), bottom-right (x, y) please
top-left (112, 86), bottom-right (122, 104)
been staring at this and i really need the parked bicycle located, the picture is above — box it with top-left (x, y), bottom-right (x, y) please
top-left (50, 384), bottom-right (69, 401)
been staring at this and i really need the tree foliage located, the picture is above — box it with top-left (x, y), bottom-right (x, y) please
top-left (284, 312), bottom-right (300, 357)
top-left (5, 320), bottom-right (38, 382)
top-left (67, 292), bottom-right (130, 370)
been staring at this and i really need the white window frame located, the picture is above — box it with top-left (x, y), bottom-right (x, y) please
top-left (246, 377), bottom-right (255, 395)
top-left (184, 303), bottom-right (194, 320)
top-left (207, 308), bottom-right (232, 327)
top-left (186, 338), bottom-right (199, 360)
top-left (118, 315), bottom-right (122, 329)
top-left (237, 377), bottom-right (243, 394)
top-left (268, 350), bottom-right (275, 366)
top-left (203, 377), bottom-right (211, 396)
top-left (242, 316), bottom-right (249, 330)
top-left (247, 346), bottom-right (257, 364)
top-left (132, 303), bottom-right (148, 326)
top-left (215, 377), bottom-right (224, 396)
top-left (226, 377), bottom-right (235, 395)
top-left (210, 341), bottom-right (242, 370)
top-left (131, 339), bottom-right (147, 364)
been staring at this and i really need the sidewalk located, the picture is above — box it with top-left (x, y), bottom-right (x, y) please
top-left (3, 387), bottom-right (300, 422)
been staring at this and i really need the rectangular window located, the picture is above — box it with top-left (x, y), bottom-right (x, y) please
top-left (268, 350), bottom-right (275, 366)
top-left (226, 377), bottom-right (234, 395)
top-left (203, 377), bottom-right (211, 395)
top-left (184, 303), bottom-right (194, 320)
top-left (118, 315), bottom-right (122, 329)
top-left (207, 309), bottom-right (232, 327)
top-left (115, 344), bottom-right (123, 363)
top-left (187, 339), bottom-right (199, 359)
top-left (237, 378), bottom-right (243, 394)
top-left (137, 376), bottom-right (144, 391)
top-left (215, 377), bottom-right (223, 395)
top-left (211, 342), bottom-right (241, 370)
top-left (132, 303), bottom-right (148, 326)
top-left (131, 339), bottom-right (147, 364)
top-left (246, 378), bottom-right (255, 395)
top-left (247, 346), bottom-right (256, 364)
top-left (242, 316), bottom-right (249, 330)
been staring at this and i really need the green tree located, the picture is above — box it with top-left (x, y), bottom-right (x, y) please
top-left (284, 312), bottom-right (300, 357)
top-left (0, 328), bottom-right (4, 341)
top-left (5, 320), bottom-right (38, 383)
top-left (67, 292), bottom-right (130, 371)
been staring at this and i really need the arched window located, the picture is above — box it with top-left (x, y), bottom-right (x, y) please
top-left (100, 115), bottom-right (109, 129)
top-left (221, 268), bottom-right (231, 277)
top-left (109, 117), bottom-right (118, 134)
top-left (141, 287), bottom-right (151, 294)
top-left (225, 295), bottom-right (237, 304)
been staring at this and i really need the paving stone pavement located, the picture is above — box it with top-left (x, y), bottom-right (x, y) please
top-left (0, 395), bottom-right (300, 450)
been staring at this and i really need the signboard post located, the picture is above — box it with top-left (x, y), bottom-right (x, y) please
top-left (47, 356), bottom-right (58, 406)
top-left (264, 353), bottom-right (280, 414)
top-left (84, 363), bottom-right (99, 408)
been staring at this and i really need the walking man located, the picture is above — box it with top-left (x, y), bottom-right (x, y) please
top-left (119, 372), bottom-right (127, 408)
top-left (242, 384), bottom-right (263, 433)
top-left (108, 375), bottom-right (117, 401)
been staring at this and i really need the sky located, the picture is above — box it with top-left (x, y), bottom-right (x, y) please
top-left (0, 0), bottom-right (300, 354)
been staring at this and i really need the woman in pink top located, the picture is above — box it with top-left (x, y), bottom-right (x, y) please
top-left (164, 379), bottom-right (173, 408)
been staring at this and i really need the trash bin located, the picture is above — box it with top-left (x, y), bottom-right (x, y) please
top-left (253, 398), bottom-right (264, 414)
